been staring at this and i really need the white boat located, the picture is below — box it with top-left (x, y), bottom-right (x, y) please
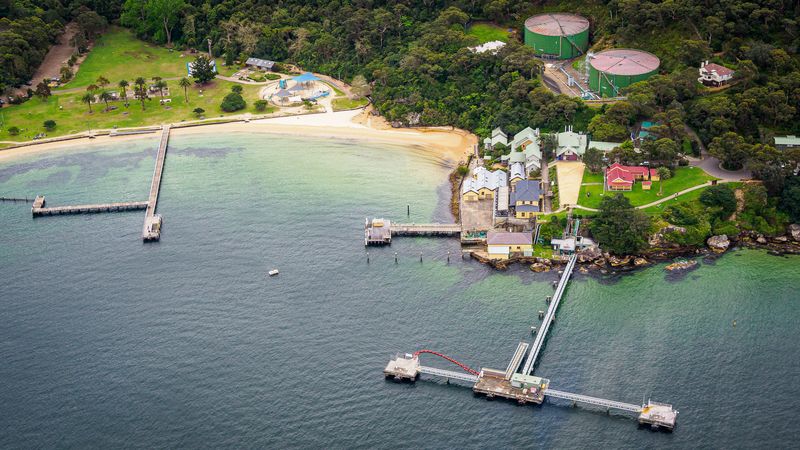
top-left (268, 269), bottom-right (279, 276)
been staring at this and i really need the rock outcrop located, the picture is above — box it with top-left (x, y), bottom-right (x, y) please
top-left (789, 224), bottom-right (800, 242)
top-left (530, 263), bottom-right (550, 273)
top-left (634, 257), bottom-right (649, 266)
top-left (577, 246), bottom-right (602, 263)
top-left (650, 226), bottom-right (686, 248)
top-left (707, 235), bottom-right (730, 253)
top-left (665, 260), bottom-right (698, 271)
top-left (608, 255), bottom-right (632, 267)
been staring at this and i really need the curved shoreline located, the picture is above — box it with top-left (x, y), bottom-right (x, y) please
top-left (0, 109), bottom-right (476, 166)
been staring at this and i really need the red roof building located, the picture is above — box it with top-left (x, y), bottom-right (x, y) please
top-left (699, 61), bottom-right (735, 86)
top-left (606, 163), bottom-right (650, 191)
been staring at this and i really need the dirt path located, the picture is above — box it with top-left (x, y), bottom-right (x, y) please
top-left (12, 23), bottom-right (79, 97)
top-left (555, 161), bottom-right (585, 207)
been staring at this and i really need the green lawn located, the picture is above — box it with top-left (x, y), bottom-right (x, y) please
top-left (467, 23), bottom-right (509, 43)
top-left (66, 27), bottom-right (189, 88)
top-left (532, 243), bottom-right (553, 258)
top-left (577, 167), bottom-right (716, 209)
top-left (581, 171), bottom-right (604, 184)
top-left (0, 80), bottom-right (267, 141)
top-left (332, 97), bottom-right (368, 111)
top-left (641, 182), bottom-right (743, 216)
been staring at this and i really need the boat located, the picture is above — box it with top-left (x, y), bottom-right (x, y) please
top-left (268, 269), bottom-right (279, 276)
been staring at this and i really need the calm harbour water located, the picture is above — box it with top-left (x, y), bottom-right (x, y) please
top-left (1, 133), bottom-right (799, 448)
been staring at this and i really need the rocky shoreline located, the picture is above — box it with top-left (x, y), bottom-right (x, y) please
top-left (470, 224), bottom-right (800, 274)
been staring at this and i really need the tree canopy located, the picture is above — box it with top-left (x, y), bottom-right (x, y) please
top-left (590, 194), bottom-right (652, 255)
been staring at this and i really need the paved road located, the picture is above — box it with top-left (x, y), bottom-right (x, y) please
top-left (570, 179), bottom-right (737, 213)
top-left (685, 123), bottom-right (751, 181)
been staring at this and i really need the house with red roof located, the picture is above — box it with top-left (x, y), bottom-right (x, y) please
top-left (698, 61), bottom-right (734, 87)
top-left (606, 163), bottom-right (651, 191)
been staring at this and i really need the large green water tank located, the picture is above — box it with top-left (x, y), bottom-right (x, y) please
top-left (588, 49), bottom-right (660, 97)
top-left (524, 13), bottom-right (590, 59)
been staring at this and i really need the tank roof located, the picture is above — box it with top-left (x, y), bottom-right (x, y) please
top-left (524, 13), bottom-right (589, 37)
top-left (590, 49), bottom-right (660, 75)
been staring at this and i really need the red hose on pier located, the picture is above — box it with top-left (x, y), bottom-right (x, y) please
top-left (413, 349), bottom-right (480, 376)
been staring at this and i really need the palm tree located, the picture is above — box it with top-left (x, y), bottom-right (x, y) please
top-left (81, 92), bottom-right (94, 113)
top-left (179, 77), bottom-right (190, 102)
top-left (96, 76), bottom-right (109, 89)
top-left (99, 91), bottom-right (112, 110)
top-left (118, 80), bottom-right (129, 102)
top-left (155, 79), bottom-right (167, 98)
top-left (134, 77), bottom-right (148, 111)
top-left (86, 84), bottom-right (99, 93)
top-left (657, 167), bottom-right (672, 196)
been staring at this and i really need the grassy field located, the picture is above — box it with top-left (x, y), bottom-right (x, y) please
top-left (577, 167), bottom-right (715, 209)
top-left (332, 97), bottom-right (368, 111)
top-left (581, 171), bottom-right (604, 184)
top-left (66, 27), bottom-right (189, 88)
top-left (0, 81), bottom-right (269, 141)
top-left (0, 27), bottom-right (285, 142)
top-left (467, 23), bottom-right (509, 43)
top-left (641, 182), bottom-right (743, 216)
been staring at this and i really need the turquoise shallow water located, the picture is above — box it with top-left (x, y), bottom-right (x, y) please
top-left (1, 134), bottom-right (799, 448)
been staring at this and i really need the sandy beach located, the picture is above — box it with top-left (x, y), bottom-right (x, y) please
top-left (0, 108), bottom-right (476, 165)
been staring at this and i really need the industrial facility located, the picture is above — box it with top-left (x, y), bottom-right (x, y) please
top-left (588, 49), bottom-right (660, 97)
top-left (524, 13), bottom-right (590, 59)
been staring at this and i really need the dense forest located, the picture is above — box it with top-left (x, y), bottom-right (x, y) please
top-left (3, 0), bottom-right (800, 223)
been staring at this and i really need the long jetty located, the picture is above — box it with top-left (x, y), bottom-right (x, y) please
top-left (384, 252), bottom-right (678, 430)
top-left (142, 125), bottom-right (170, 241)
top-left (390, 223), bottom-right (461, 236)
top-left (33, 200), bottom-right (148, 216)
top-left (521, 253), bottom-right (577, 375)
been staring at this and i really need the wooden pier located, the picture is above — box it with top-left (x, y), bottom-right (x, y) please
top-left (365, 218), bottom-right (461, 245)
top-left (142, 125), bottom-right (170, 241)
top-left (33, 200), bottom-right (148, 216)
top-left (1, 196), bottom-right (33, 203)
top-left (390, 223), bottom-right (461, 236)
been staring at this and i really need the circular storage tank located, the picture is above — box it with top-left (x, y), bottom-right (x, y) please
top-left (524, 13), bottom-right (590, 59)
top-left (588, 49), bottom-right (660, 97)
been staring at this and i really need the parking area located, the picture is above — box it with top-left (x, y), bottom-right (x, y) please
top-left (460, 198), bottom-right (494, 231)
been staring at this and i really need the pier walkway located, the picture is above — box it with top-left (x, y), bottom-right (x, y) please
top-left (521, 253), bottom-right (578, 375)
top-left (33, 201), bottom-right (148, 216)
top-left (546, 388), bottom-right (642, 412)
top-left (142, 125), bottom-right (170, 241)
top-left (419, 366), bottom-right (479, 383)
top-left (365, 218), bottom-right (461, 245)
top-left (390, 223), bottom-right (461, 236)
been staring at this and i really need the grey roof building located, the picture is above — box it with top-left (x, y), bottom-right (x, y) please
top-left (245, 57), bottom-right (275, 70)
top-left (511, 180), bottom-right (542, 205)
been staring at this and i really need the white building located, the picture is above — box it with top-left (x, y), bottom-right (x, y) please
top-left (698, 61), bottom-right (734, 87)
top-left (461, 166), bottom-right (508, 201)
top-left (509, 162), bottom-right (526, 185)
top-left (556, 126), bottom-right (588, 161)
top-left (483, 127), bottom-right (508, 150)
top-left (587, 140), bottom-right (622, 153)
top-left (510, 127), bottom-right (543, 172)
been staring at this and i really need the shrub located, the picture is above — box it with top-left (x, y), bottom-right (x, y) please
top-left (8, 126), bottom-right (20, 135)
top-left (193, 107), bottom-right (205, 117)
top-left (254, 100), bottom-right (268, 111)
top-left (700, 184), bottom-right (737, 219)
top-left (456, 165), bottom-right (469, 176)
top-left (712, 220), bottom-right (739, 236)
top-left (43, 120), bottom-right (56, 131)
top-left (231, 84), bottom-right (243, 94)
top-left (265, 73), bottom-right (281, 80)
top-left (220, 93), bottom-right (246, 112)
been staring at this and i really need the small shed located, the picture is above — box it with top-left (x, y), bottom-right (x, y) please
top-left (245, 57), bottom-right (275, 71)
